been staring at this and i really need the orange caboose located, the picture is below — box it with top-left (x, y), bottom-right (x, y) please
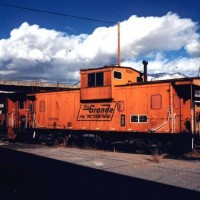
top-left (26, 65), bottom-right (143, 132)
top-left (25, 63), bottom-right (200, 151)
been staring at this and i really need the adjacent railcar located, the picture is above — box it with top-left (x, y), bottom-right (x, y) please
top-left (23, 64), bottom-right (200, 152)
top-left (0, 92), bottom-right (29, 139)
top-left (0, 93), bottom-right (7, 139)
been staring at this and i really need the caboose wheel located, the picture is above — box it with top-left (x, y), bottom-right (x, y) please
top-left (132, 139), bottom-right (148, 154)
top-left (149, 141), bottom-right (164, 154)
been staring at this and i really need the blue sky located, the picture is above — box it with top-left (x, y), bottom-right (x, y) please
top-left (0, 0), bottom-right (200, 82)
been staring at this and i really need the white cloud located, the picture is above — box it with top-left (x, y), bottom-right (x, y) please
top-left (0, 12), bottom-right (200, 82)
top-left (147, 57), bottom-right (200, 76)
top-left (186, 40), bottom-right (200, 57)
top-left (122, 55), bottom-right (200, 77)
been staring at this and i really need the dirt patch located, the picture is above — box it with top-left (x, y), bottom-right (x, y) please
top-left (184, 150), bottom-right (200, 159)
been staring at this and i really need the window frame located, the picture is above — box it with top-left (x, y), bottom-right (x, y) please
top-left (88, 73), bottom-right (95, 87)
top-left (114, 71), bottom-right (122, 80)
top-left (96, 72), bottom-right (104, 86)
top-left (130, 114), bottom-right (148, 123)
top-left (88, 72), bottom-right (104, 87)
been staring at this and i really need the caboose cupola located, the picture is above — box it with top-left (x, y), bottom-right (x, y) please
top-left (80, 65), bottom-right (142, 101)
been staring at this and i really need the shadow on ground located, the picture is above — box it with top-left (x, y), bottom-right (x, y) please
top-left (0, 147), bottom-right (199, 200)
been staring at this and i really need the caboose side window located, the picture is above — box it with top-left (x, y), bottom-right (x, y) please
top-left (130, 115), bottom-right (148, 123)
top-left (130, 115), bottom-right (139, 123)
top-left (139, 115), bottom-right (148, 122)
top-left (151, 94), bottom-right (162, 109)
top-left (114, 71), bottom-right (122, 79)
top-left (88, 73), bottom-right (95, 87)
top-left (96, 72), bottom-right (104, 86)
top-left (39, 100), bottom-right (45, 112)
top-left (88, 72), bottom-right (104, 87)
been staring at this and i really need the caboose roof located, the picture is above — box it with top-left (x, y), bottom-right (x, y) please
top-left (116, 77), bottom-right (200, 87)
top-left (80, 65), bottom-right (143, 75)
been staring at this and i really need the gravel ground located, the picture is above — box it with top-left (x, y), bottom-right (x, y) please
top-left (0, 141), bottom-right (200, 199)
top-left (1, 141), bottom-right (200, 190)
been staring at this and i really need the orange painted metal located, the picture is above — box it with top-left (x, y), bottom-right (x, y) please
top-left (80, 66), bottom-right (142, 101)
top-left (0, 93), bottom-right (31, 139)
top-left (26, 66), bottom-right (200, 136)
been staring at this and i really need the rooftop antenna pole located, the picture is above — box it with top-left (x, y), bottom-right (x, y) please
top-left (118, 22), bottom-right (121, 66)
top-left (66, 49), bottom-right (71, 83)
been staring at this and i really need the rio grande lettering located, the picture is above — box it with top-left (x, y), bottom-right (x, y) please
top-left (83, 104), bottom-right (114, 114)
top-left (78, 103), bottom-right (116, 121)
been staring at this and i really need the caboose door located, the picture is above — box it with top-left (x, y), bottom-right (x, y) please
top-left (173, 94), bottom-right (181, 133)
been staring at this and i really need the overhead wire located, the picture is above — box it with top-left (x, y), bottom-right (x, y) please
top-left (0, 2), bottom-right (115, 24)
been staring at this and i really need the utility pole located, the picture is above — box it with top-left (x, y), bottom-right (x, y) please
top-left (118, 22), bottom-right (121, 66)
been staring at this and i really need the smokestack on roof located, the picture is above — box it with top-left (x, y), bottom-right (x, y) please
top-left (142, 60), bottom-right (148, 82)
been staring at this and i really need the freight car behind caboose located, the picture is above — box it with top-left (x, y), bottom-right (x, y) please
top-left (0, 92), bottom-right (30, 140)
